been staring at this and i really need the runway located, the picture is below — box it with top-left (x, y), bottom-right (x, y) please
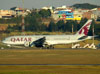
top-left (0, 64), bottom-right (100, 66)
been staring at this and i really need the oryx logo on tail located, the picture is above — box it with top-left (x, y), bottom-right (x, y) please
top-left (76, 20), bottom-right (92, 36)
top-left (79, 22), bottom-right (92, 35)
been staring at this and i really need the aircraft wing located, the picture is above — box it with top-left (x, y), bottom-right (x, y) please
top-left (78, 35), bottom-right (99, 40)
top-left (78, 36), bottom-right (88, 40)
top-left (30, 37), bottom-right (46, 47)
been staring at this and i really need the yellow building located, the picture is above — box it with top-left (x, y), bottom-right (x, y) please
top-left (73, 14), bottom-right (82, 21)
top-left (65, 15), bottom-right (82, 21)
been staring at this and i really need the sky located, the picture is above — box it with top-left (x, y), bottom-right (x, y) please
top-left (0, 0), bottom-right (100, 9)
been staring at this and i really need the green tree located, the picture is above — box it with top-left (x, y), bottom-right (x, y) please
top-left (0, 16), bottom-right (21, 24)
top-left (48, 21), bottom-right (57, 32)
top-left (6, 25), bottom-right (14, 32)
top-left (39, 9), bottom-right (51, 18)
top-left (64, 20), bottom-right (73, 32)
top-left (39, 24), bottom-right (47, 31)
top-left (56, 20), bottom-right (65, 32)
top-left (25, 12), bottom-right (42, 31)
top-left (7, 24), bottom-right (21, 32)
top-left (78, 18), bottom-right (88, 30)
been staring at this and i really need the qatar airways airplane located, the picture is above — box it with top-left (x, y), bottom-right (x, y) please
top-left (2, 20), bottom-right (93, 48)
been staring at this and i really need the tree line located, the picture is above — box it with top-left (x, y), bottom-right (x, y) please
top-left (0, 9), bottom-right (100, 36)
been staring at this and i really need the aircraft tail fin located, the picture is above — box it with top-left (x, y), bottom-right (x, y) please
top-left (75, 19), bottom-right (92, 36)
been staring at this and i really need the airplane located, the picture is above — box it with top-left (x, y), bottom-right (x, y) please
top-left (2, 19), bottom-right (93, 48)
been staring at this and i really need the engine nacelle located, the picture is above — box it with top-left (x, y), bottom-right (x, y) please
top-left (24, 41), bottom-right (30, 47)
top-left (24, 41), bottom-right (35, 47)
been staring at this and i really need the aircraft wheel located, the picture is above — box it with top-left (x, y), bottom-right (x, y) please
top-left (49, 45), bottom-right (54, 49)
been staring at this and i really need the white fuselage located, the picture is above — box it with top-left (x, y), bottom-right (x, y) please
top-left (2, 35), bottom-right (81, 45)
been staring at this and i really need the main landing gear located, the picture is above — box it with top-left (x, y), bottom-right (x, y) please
top-left (42, 45), bottom-right (54, 49)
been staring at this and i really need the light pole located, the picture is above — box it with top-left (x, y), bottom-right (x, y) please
top-left (22, 0), bottom-right (25, 34)
top-left (72, 24), bottom-right (73, 48)
top-left (92, 23), bottom-right (94, 44)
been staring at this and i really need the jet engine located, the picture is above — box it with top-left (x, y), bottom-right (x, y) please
top-left (24, 41), bottom-right (31, 47)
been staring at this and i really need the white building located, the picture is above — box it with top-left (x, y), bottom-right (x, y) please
top-left (0, 10), bottom-right (15, 19)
